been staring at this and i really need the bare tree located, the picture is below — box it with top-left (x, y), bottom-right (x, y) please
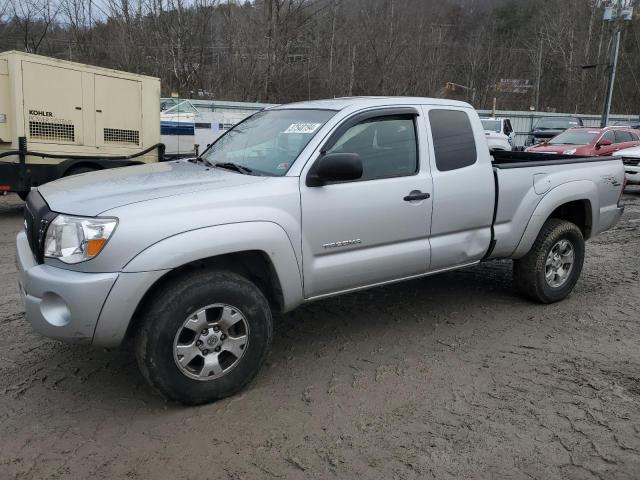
top-left (10, 0), bottom-right (60, 53)
top-left (1, 0), bottom-right (638, 114)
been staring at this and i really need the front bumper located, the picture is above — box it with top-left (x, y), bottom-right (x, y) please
top-left (17, 231), bottom-right (170, 347)
top-left (625, 165), bottom-right (640, 185)
top-left (16, 231), bottom-right (118, 344)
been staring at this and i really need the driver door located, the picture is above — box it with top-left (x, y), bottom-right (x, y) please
top-left (596, 130), bottom-right (617, 156)
top-left (299, 108), bottom-right (433, 299)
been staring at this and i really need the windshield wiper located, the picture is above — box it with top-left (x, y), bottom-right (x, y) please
top-left (189, 156), bottom-right (214, 167)
top-left (214, 162), bottom-right (254, 175)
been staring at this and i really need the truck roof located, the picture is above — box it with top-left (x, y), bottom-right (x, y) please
top-left (270, 96), bottom-right (472, 111)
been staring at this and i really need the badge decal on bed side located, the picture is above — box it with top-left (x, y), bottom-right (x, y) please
top-left (601, 175), bottom-right (621, 187)
top-left (322, 238), bottom-right (362, 249)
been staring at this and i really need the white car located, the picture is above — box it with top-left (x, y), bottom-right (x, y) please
top-left (617, 145), bottom-right (640, 185)
top-left (481, 117), bottom-right (514, 151)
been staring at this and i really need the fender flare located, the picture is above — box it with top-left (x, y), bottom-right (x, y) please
top-left (512, 180), bottom-right (598, 258)
top-left (122, 221), bottom-right (304, 311)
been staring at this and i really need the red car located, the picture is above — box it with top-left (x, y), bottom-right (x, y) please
top-left (526, 127), bottom-right (640, 156)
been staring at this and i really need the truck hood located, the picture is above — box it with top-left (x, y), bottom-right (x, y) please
top-left (531, 128), bottom-right (565, 138)
top-left (526, 144), bottom-right (593, 155)
top-left (38, 160), bottom-right (268, 216)
top-left (484, 131), bottom-right (507, 138)
top-left (617, 145), bottom-right (640, 158)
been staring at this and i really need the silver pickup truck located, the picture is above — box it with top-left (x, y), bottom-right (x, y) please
top-left (16, 97), bottom-right (625, 404)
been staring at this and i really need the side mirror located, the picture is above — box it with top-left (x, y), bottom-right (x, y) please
top-left (596, 139), bottom-right (613, 149)
top-left (307, 153), bottom-right (363, 187)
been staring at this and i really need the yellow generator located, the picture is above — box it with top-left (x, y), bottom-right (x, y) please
top-left (0, 51), bottom-right (163, 199)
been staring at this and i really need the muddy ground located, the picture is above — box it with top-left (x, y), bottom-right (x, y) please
top-left (1, 190), bottom-right (639, 480)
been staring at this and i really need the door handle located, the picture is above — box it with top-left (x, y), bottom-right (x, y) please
top-left (403, 190), bottom-right (430, 201)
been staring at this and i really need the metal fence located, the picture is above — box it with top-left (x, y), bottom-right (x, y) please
top-left (477, 110), bottom-right (640, 147)
top-left (161, 99), bottom-right (639, 148)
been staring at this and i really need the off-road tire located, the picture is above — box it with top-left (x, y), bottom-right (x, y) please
top-left (135, 269), bottom-right (273, 405)
top-left (513, 218), bottom-right (585, 303)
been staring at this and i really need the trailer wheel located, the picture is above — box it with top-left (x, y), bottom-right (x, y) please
top-left (513, 218), bottom-right (585, 303)
top-left (64, 165), bottom-right (97, 177)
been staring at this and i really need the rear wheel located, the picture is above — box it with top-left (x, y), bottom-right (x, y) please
top-left (135, 269), bottom-right (273, 405)
top-left (513, 219), bottom-right (585, 303)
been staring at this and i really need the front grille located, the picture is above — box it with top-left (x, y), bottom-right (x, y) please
top-left (622, 157), bottom-right (640, 166)
top-left (24, 192), bottom-right (57, 263)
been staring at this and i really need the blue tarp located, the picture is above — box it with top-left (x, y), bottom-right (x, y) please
top-left (161, 121), bottom-right (194, 136)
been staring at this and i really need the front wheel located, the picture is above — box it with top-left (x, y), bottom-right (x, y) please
top-left (513, 219), bottom-right (585, 303)
top-left (135, 269), bottom-right (273, 405)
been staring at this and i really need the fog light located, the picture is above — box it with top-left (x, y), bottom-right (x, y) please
top-left (40, 292), bottom-right (71, 327)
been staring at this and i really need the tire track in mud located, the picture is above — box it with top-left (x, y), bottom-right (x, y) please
top-left (1, 191), bottom-right (640, 479)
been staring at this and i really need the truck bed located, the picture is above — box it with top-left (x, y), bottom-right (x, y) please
top-left (491, 150), bottom-right (622, 168)
top-left (488, 150), bottom-right (624, 261)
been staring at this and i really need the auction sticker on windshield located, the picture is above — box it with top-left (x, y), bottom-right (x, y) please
top-left (284, 123), bottom-right (322, 134)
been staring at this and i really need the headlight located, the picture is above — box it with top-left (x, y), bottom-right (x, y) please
top-left (44, 215), bottom-right (117, 264)
top-left (563, 148), bottom-right (577, 155)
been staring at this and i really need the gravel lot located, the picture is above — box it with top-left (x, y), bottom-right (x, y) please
top-left (1, 189), bottom-right (639, 480)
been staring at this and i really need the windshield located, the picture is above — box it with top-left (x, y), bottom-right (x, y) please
top-left (534, 117), bottom-right (580, 130)
top-left (481, 120), bottom-right (501, 132)
top-left (202, 109), bottom-right (336, 176)
top-left (548, 130), bottom-right (599, 145)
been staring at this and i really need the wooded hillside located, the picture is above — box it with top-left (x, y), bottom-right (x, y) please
top-left (1, 0), bottom-right (639, 114)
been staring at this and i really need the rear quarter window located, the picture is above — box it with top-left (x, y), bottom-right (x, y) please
top-left (429, 109), bottom-right (477, 171)
top-left (615, 130), bottom-right (633, 143)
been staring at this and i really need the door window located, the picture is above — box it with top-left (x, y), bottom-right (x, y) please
top-left (326, 115), bottom-right (418, 180)
top-left (429, 109), bottom-right (477, 171)
top-left (504, 120), bottom-right (513, 135)
top-left (602, 131), bottom-right (616, 143)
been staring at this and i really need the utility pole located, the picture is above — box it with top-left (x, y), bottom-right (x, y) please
top-left (601, 29), bottom-right (620, 127)
top-left (600, 0), bottom-right (634, 127)
top-left (534, 35), bottom-right (543, 111)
